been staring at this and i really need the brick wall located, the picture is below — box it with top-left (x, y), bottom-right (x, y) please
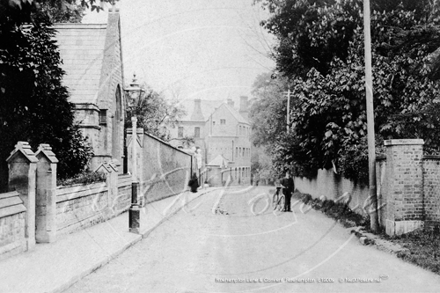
top-left (383, 139), bottom-right (425, 235)
top-left (423, 156), bottom-right (440, 229)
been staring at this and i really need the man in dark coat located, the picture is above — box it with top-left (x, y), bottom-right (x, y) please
top-left (188, 173), bottom-right (199, 193)
top-left (280, 171), bottom-right (294, 212)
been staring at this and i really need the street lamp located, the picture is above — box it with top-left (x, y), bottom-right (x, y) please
top-left (124, 73), bottom-right (144, 234)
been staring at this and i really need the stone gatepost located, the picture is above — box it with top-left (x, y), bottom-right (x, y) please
top-left (6, 141), bottom-right (38, 250)
top-left (35, 144), bottom-right (58, 243)
top-left (384, 139), bottom-right (424, 235)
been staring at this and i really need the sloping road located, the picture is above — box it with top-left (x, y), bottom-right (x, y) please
top-left (64, 186), bottom-right (440, 292)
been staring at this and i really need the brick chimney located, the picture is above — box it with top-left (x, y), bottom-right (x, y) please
top-left (239, 96), bottom-right (248, 121)
top-left (227, 99), bottom-right (234, 108)
top-left (191, 99), bottom-right (204, 121)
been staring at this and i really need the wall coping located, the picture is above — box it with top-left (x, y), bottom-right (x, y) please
top-left (56, 182), bottom-right (107, 203)
top-left (423, 155), bottom-right (440, 160)
top-left (127, 129), bottom-right (192, 157)
top-left (0, 191), bottom-right (26, 219)
top-left (384, 139), bottom-right (424, 146)
top-left (6, 141), bottom-right (38, 163)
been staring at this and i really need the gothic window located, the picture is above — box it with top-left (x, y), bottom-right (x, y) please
top-left (99, 109), bottom-right (107, 125)
top-left (178, 127), bottom-right (183, 138)
top-left (195, 127), bottom-right (200, 138)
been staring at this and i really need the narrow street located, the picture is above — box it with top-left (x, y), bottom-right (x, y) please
top-left (64, 186), bottom-right (440, 293)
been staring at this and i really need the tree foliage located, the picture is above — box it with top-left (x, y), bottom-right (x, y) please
top-left (0, 0), bottom-right (115, 190)
top-left (125, 84), bottom-right (186, 141)
top-left (252, 0), bottom-right (440, 184)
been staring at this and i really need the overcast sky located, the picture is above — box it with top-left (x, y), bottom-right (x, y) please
top-left (83, 0), bottom-right (275, 104)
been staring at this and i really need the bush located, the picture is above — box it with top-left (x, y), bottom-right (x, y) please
top-left (57, 170), bottom-right (106, 186)
top-left (293, 192), bottom-right (368, 228)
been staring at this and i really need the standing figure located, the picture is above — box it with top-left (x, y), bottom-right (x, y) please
top-left (280, 171), bottom-right (294, 212)
top-left (188, 173), bottom-right (199, 193)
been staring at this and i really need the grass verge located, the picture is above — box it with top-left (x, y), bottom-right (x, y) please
top-left (293, 190), bottom-right (440, 275)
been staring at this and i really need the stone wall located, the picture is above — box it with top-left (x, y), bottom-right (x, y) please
top-left (0, 141), bottom-right (134, 261)
top-left (0, 191), bottom-right (26, 260)
top-left (55, 170), bottom-right (132, 235)
top-left (128, 129), bottom-right (193, 204)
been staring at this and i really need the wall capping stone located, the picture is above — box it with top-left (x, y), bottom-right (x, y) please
top-left (384, 139), bottom-right (424, 146)
top-left (423, 155), bottom-right (440, 160)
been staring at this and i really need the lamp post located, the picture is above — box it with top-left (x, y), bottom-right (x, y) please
top-left (124, 74), bottom-right (144, 234)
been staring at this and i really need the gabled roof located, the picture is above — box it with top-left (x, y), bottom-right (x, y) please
top-left (54, 23), bottom-right (107, 105)
top-left (54, 10), bottom-right (123, 108)
top-left (221, 103), bottom-right (249, 125)
top-left (179, 99), bottom-right (249, 124)
top-left (207, 154), bottom-right (230, 167)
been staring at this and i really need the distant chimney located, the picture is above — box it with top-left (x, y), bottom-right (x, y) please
top-left (239, 96), bottom-right (249, 121)
top-left (191, 99), bottom-right (204, 121)
top-left (227, 99), bottom-right (234, 108)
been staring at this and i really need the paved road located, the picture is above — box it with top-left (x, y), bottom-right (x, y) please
top-left (64, 186), bottom-right (440, 293)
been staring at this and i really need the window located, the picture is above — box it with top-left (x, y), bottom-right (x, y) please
top-left (220, 119), bottom-right (226, 125)
top-left (212, 121), bottom-right (215, 126)
top-left (99, 109), bottom-right (107, 125)
top-left (194, 127), bottom-right (200, 138)
top-left (178, 127), bottom-right (183, 138)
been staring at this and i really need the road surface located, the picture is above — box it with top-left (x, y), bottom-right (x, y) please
top-left (64, 186), bottom-right (440, 292)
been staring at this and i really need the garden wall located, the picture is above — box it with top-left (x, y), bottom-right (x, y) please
top-left (128, 129), bottom-right (193, 205)
top-left (422, 156), bottom-right (440, 229)
top-left (295, 139), bottom-right (440, 236)
top-left (56, 167), bottom-right (132, 235)
top-left (0, 191), bottom-right (26, 260)
top-left (294, 169), bottom-right (370, 217)
top-left (0, 142), bottom-right (135, 260)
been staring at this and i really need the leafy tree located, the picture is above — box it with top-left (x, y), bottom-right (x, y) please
top-left (0, 0), bottom-right (115, 190)
top-left (125, 84), bottom-right (186, 141)
top-left (249, 72), bottom-right (290, 146)
top-left (252, 0), bottom-right (440, 184)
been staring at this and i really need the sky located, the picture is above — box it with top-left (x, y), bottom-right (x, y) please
top-left (83, 0), bottom-right (275, 105)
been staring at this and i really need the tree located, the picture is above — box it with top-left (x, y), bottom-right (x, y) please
top-left (125, 84), bottom-right (186, 141)
top-left (249, 72), bottom-right (290, 147)
top-left (0, 0), bottom-right (115, 190)
top-left (252, 0), bottom-right (440, 184)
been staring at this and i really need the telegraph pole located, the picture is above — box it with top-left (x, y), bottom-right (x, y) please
top-left (363, 0), bottom-right (379, 232)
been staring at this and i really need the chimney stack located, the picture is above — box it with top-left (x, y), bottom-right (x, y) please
top-left (191, 99), bottom-right (204, 121)
top-left (239, 96), bottom-right (249, 121)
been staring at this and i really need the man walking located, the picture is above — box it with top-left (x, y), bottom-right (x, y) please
top-left (280, 171), bottom-right (294, 212)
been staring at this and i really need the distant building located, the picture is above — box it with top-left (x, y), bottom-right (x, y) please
top-left (169, 97), bottom-right (251, 186)
top-left (54, 9), bottom-right (125, 171)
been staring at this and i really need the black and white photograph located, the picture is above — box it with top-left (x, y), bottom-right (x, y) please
top-left (1, 0), bottom-right (440, 292)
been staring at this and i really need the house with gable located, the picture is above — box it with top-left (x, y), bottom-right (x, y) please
top-left (54, 8), bottom-right (125, 171)
top-left (169, 97), bottom-right (252, 186)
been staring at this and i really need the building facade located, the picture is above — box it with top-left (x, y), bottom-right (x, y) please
top-left (54, 9), bottom-right (125, 172)
top-left (169, 97), bottom-right (252, 186)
